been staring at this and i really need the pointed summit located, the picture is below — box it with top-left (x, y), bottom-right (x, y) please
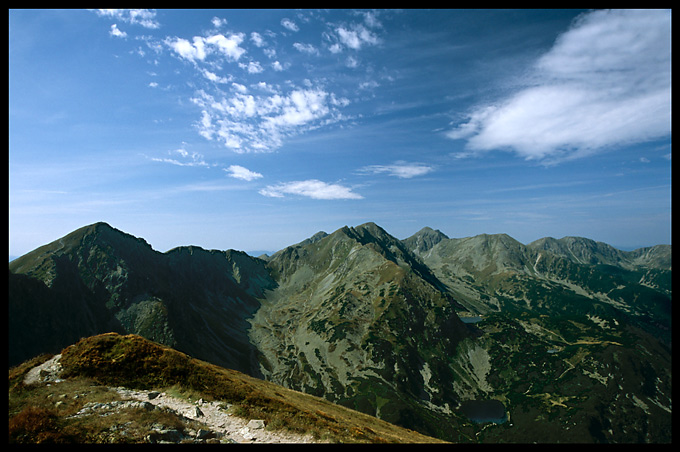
top-left (402, 226), bottom-right (449, 255)
top-left (9, 222), bottom-right (155, 276)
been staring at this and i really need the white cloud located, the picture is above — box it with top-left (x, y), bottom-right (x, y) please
top-left (94, 9), bottom-right (159, 29)
top-left (357, 161), bottom-right (434, 178)
top-left (109, 24), bottom-right (127, 38)
top-left (446, 9), bottom-right (671, 164)
top-left (360, 11), bottom-right (382, 28)
top-left (239, 60), bottom-right (264, 74)
top-left (165, 33), bottom-right (246, 63)
top-left (232, 83), bottom-right (248, 93)
top-left (281, 18), bottom-right (299, 32)
top-left (293, 42), bottom-right (319, 55)
top-left (345, 56), bottom-right (359, 68)
top-left (165, 36), bottom-right (208, 62)
top-left (335, 24), bottom-right (380, 50)
top-left (212, 17), bottom-right (228, 28)
top-left (206, 33), bottom-right (247, 61)
top-left (259, 180), bottom-right (363, 199)
top-left (191, 84), bottom-right (347, 153)
top-left (225, 165), bottom-right (263, 181)
top-left (328, 43), bottom-right (342, 54)
top-left (250, 32), bottom-right (265, 47)
top-left (201, 69), bottom-right (231, 84)
top-left (359, 80), bottom-right (379, 90)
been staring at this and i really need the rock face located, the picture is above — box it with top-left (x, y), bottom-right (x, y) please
top-left (9, 223), bottom-right (276, 375)
top-left (403, 229), bottom-right (671, 345)
top-left (249, 223), bottom-right (470, 439)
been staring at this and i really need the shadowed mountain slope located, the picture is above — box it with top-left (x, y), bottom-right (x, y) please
top-left (9, 223), bottom-right (276, 373)
top-left (250, 222), bottom-right (472, 440)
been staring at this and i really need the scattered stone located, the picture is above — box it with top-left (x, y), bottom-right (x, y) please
top-left (23, 354), bottom-right (63, 385)
top-left (247, 419), bottom-right (266, 430)
top-left (60, 384), bottom-right (319, 443)
top-left (138, 401), bottom-right (155, 411)
top-left (154, 428), bottom-right (184, 443)
top-left (239, 426), bottom-right (255, 441)
top-left (196, 428), bottom-right (219, 440)
top-left (147, 391), bottom-right (161, 400)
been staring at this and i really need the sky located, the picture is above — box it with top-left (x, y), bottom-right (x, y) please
top-left (9, 9), bottom-right (672, 258)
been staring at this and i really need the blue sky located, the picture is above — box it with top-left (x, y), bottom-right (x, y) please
top-left (9, 9), bottom-right (671, 257)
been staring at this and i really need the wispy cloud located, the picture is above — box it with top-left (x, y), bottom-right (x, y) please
top-left (191, 85), bottom-right (350, 153)
top-left (446, 9), bottom-right (671, 164)
top-left (335, 24), bottom-right (380, 50)
top-left (165, 33), bottom-right (247, 63)
top-left (94, 9), bottom-right (159, 29)
top-left (281, 18), bottom-right (299, 32)
top-left (90, 10), bottom-right (382, 154)
top-left (224, 165), bottom-right (263, 181)
top-left (293, 42), bottom-right (319, 55)
top-left (259, 180), bottom-right (363, 199)
top-left (109, 24), bottom-right (127, 38)
top-left (356, 161), bottom-right (434, 178)
top-left (150, 148), bottom-right (211, 167)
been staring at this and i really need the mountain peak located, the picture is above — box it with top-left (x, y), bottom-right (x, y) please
top-left (353, 222), bottom-right (387, 236)
top-left (403, 227), bottom-right (450, 255)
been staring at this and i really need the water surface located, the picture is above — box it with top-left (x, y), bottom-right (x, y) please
top-left (460, 399), bottom-right (507, 424)
top-left (459, 316), bottom-right (483, 324)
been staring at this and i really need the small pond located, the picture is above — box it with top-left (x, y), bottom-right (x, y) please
top-left (459, 316), bottom-right (483, 324)
top-left (459, 399), bottom-right (507, 424)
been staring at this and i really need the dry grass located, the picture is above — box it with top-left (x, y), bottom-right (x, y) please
top-left (9, 358), bottom-right (208, 444)
top-left (16, 332), bottom-right (444, 443)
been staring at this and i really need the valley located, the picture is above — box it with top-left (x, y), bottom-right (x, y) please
top-left (9, 222), bottom-right (672, 443)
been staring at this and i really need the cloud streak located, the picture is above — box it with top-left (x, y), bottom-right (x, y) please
top-left (151, 148), bottom-right (211, 167)
top-left (356, 161), bottom-right (434, 178)
top-left (446, 9), bottom-right (671, 164)
top-left (225, 165), bottom-right (263, 181)
top-left (259, 180), bottom-right (363, 200)
top-left (94, 9), bottom-right (159, 29)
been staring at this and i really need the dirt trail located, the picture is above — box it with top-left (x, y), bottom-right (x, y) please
top-left (113, 387), bottom-right (317, 443)
top-left (23, 355), bottom-right (318, 443)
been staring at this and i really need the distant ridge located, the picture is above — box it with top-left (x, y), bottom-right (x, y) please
top-left (527, 236), bottom-right (671, 270)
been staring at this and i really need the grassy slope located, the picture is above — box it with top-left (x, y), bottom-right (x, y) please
top-left (9, 333), bottom-right (445, 444)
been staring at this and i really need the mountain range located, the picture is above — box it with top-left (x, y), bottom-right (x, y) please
top-left (8, 222), bottom-right (672, 443)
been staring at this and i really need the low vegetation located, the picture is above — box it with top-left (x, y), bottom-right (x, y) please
top-left (9, 333), bottom-right (444, 444)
